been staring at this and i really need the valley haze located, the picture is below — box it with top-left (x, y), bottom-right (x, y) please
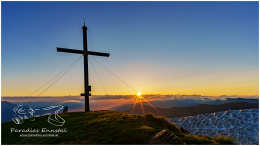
top-left (2, 94), bottom-right (258, 112)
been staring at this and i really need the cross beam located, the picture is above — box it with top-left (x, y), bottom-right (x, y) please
top-left (57, 48), bottom-right (110, 57)
top-left (57, 24), bottom-right (109, 112)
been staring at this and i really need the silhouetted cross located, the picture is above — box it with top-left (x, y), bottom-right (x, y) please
top-left (57, 24), bottom-right (110, 112)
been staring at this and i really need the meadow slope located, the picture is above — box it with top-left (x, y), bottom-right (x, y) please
top-left (2, 111), bottom-right (235, 144)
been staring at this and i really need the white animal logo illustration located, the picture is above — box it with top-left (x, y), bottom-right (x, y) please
top-left (12, 105), bottom-right (65, 126)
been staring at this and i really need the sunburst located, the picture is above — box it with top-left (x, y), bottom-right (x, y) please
top-left (130, 92), bottom-right (161, 116)
top-left (130, 92), bottom-right (146, 115)
top-left (131, 92), bottom-right (145, 115)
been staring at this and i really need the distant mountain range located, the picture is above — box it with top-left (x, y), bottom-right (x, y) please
top-left (206, 98), bottom-right (259, 105)
top-left (148, 98), bottom-right (259, 108)
top-left (109, 98), bottom-right (258, 111)
top-left (123, 102), bottom-right (259, 118)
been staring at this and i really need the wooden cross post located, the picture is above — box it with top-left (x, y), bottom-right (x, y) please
top-left (57, 24), bottom-right (110, 112)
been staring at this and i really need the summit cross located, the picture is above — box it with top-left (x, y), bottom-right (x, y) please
top-left (57, 24), bottom-right (110, 112)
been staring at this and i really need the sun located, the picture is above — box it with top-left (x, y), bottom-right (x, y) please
top-left (137, 92), bottom-right (141, 96)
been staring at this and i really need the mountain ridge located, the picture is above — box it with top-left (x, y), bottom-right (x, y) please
top-left (124, 101), bottom-right (259, 118)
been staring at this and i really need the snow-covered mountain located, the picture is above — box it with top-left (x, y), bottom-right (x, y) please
top-left (169, 108), bottom-right (259, 145)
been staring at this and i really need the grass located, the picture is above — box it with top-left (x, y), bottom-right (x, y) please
top-left (213, 135), bottom-right (237, 144)
top-left (1, 111), bottom-right (237, 144)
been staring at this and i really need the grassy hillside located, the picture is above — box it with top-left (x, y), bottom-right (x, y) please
top-left (2, 110), bottom-right (236, 144)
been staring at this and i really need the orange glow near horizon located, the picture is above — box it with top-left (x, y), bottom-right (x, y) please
top-left (1, 77), bottom-right (258, 97)
top-left (1, 67), bottom-right (258, 97)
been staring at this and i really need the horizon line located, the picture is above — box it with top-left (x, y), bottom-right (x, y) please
top-left (1, 94), bottom-right (259, 98)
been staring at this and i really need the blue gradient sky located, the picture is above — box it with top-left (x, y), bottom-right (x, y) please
top-left (1, 1), bottom-right (259, 96)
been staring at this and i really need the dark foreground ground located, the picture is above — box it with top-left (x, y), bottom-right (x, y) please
top-left (2, 110), bottom-right (236, 144)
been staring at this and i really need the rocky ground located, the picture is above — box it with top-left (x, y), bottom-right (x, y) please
top-left (169, 108), bottom-right (259, 145)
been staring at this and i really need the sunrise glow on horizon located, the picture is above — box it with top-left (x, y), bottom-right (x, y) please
top-left (1, 1), bottom-right (259, 97)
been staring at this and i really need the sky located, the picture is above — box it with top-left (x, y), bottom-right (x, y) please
top-left (1, 1), bottom-right (259, 97)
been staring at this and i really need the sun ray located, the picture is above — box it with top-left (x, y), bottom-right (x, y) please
top-left (120, 95), bottom-right (137, 108)
top-left (142, 97), bottom-right (163, 115)
top-left (131, 96), bottom-right (139, 114)
top-left (139, 98), bottom-right (145, 115)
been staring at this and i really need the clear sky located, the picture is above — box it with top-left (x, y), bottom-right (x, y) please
top-left (1, 1), bottom-right (259, 96)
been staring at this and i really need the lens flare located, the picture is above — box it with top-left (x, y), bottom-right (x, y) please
top-left (130, 92), bottom-right (160, 116)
